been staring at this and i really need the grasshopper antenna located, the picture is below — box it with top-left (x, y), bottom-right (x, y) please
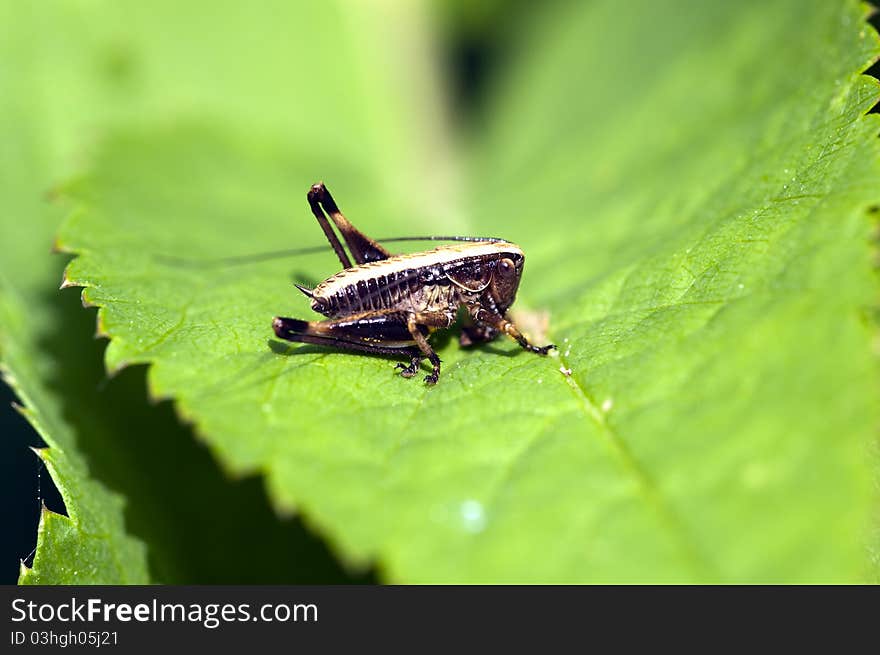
top-left (154, 237), bottom-right (508, 269)
top-left (154, 245), bottom-right (337, 269)
top-left (374, 236), bottom-right (507, 244)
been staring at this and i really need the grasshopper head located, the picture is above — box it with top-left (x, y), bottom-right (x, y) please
top-left (489, 252), bottom-right (524, 313)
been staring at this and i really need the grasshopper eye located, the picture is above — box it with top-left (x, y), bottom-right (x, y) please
top-left (497, 258), bottom-right (516, 278)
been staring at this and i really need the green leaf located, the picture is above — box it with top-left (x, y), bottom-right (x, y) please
top-left (0, 3), bottom-right (149, 582)
top-left (471, 0), bottom-right (880, 581)
top-left (58, 0), bottom-right (880, 582)
top-left (2, 0), bottom-right (373, 585)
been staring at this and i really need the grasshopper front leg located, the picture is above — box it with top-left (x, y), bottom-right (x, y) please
top-left (470, 306), bottom-right (556, 355)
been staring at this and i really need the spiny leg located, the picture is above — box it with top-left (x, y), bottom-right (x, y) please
top-left (471, 307), bottom-right (556, 355)
top-left (307, 183), bottom-right (391, 265)
top-left (405, 311), bottom-right (454, 384)
top-left (394, 353), bottom-right (424, 378)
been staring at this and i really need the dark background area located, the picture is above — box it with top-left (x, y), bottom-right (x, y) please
top-left (0, 378), bottom-right (63, 583)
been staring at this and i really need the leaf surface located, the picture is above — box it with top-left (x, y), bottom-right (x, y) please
top-left (57, 0), bottom-right (880, 581)
top-left (0, 1), bottom-right (148, 583)
top-left (3, 0), bottom-right (413, 584)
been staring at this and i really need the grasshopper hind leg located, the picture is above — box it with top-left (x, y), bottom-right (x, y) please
top-left (273, 314), bottom-right (415, 354)
top-left (272, 313), bottom-right (437, 382)
top-left (272, 310), bottom-right (450, 385)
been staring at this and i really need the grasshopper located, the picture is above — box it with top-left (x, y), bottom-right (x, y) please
top-left (272, 183), bottom-right (555, 384)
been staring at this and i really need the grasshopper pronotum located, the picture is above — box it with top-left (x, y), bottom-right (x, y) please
top-left (272, 183), bottom-right (555, 384)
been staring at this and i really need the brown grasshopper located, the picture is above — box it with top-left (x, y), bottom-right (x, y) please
top-left (272, 183), bottom-right (555, 384)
